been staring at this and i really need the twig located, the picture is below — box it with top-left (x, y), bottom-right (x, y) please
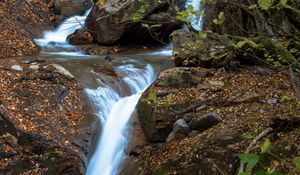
top-left (238, 127), bottom-right (274, 173)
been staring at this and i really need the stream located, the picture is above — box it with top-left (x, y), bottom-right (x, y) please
top-left (33, 7), bottom-right (173, 175)
top-left (32, 1), bottom-right (201, 174)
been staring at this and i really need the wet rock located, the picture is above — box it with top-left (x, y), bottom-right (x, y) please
top-left (67, 29), bottom-right (94, 45)
top-left (189, 113), bottom-right (222, 132)
top-left (11, 65), bottom-right (23, 71)
top-left (166, 119), bottom-right (190, 142)
top-left (86, 0), bottom-right (185, 44)
top-left (54, 0), bottom-right (92, 16)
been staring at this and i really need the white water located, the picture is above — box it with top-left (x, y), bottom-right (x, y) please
top-left (186, 0), bottom-right (202, 30)
top-left (34, 8), bottom-right (91, 56)
top-left (86, 64), bottom-right (155, 175)
top-left (33, 3), bottom-right (197, 174)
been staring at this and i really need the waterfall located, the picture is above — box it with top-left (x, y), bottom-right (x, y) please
top-left (34, 8), bottom-right (92, 56)
top-left (86, 64), bottom-right (155, 175)
top-left (186, 0), bottom-right (202, 31)
top-left (33, 5), bottom-right (167, 175)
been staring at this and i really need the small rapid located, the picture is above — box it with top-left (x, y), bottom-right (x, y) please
top-left (86, 65), bottom-right (155, 175)
top-left (33, 6), bottom-right (162, 175)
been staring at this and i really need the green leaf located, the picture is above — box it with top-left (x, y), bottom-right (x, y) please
top-left (238, 153), bottom-right (259, 173)
top-left (258, 0), bottom-right (273, 10)
top-left (261, 138), bottom-right (271, 153)
top-left (237, 41), bottom-right (247, 48)
top-left (294, 157), bottom-right (300, 173)
top-left (256, 170), bottom-right (268, 175)
top-left (141, 23), bottom-right (149, 29)
top-left (213, 12), bottom-right (225, 25)
top-left (280, 0), bottom-right (287, 6)
top-left (198, 31), bottom-right (207, 39)
top-left (280, 95), bottom-right (291, 102)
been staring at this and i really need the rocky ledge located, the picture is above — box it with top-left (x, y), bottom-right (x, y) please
top-left (122, 66), bottom-right (300, 174)
top-left (0, 59), bottom-right (96, 175)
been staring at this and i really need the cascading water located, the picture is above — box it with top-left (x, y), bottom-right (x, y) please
top-left (186, 0), bottom-right (202, 31)
top-left (33, 1), bottom-right (200, 174)
top-left (86, 65), bottom-right (155, 175)
top-left (34, 6), bottom-right (158, 175)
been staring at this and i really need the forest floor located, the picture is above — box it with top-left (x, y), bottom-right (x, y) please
top-left (124, 65), bottom-right (300, 175)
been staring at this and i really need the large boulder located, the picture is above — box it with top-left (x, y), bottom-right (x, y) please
top-left (86, 0), bottom-right (185, 44)
top-left (54, 0), bottom-right (93, 16)
top-left (202, 0), bottom-right (299, 36)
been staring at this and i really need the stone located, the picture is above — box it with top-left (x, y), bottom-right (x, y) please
top-left (52, 64), bottom-right (74, 79)
top-left (166, 119), bottom-right (190, 142)
top-left (189, 113), bottom-right (222, 132)
top-left (11, 65), bottom-right (23, 71)
top-left (267, 98), bottom-right (278, 105)
top-left (67, 29), bottom-right (94, 45)
top-left (156, 68), bottom-right (200, 88)
top-left (54, 0), bottom-right (92, 17)
top-left (138, 86), bottom-right (192, 142)
top-left (86, 0), bottom-right (185, 44)
top-left (29, 65), bottom-right (39, 70)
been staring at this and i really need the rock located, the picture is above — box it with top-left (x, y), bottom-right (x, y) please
top-left (156, 68), bottom-right (200, 88)
top-left (54, 0), bottom-right (93, 16)
top-left (52, 64), bottom-right (75, 79)
top-left (189, 113), bottom-right (222, 132)
top-left (29, 65), bottom-right (39, 70)
top-left (267, 98), bottom-right (278, 105)
top-left (67, 29), bottom-right (94, 45)
top-left (172, 29), bottom-right (228, 67)
top-left (86, 0), bottom-right (185, 44)
top-left (166, 119), bottom-right (190, 142)
top-left (11, 65), bottom-right (23, 71)
top-left (189, 130), bottom-right (200, 137)
top-left (138, 86), bottom-right (192, 142)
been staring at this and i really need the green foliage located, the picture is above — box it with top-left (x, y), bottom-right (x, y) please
top-left (238, 138), bottom-right (300, 175)
top-left (280, 95), bottom-right (291, 102)
top-left (258, 0), bottom-right (273, 10)
top-left (213, 12), bottom-right (225, 25)
top-left (238, 153), bottom-right (259, 174)
top-left (260, 138), bottom-right (271, 153)
top-left (242, 132), bottom-right (255, 140)
top-left (294, 158), bottom-right (300, 173)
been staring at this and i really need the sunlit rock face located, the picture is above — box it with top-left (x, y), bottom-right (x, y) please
top-left (86, 0), bottom-right (186, 44)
